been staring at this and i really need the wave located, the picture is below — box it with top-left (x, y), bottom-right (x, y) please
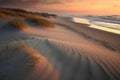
top-left (72, 17), bottom-right (120, 35)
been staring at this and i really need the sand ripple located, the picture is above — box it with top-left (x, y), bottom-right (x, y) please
top-left (24, 38), bottom-right (120, 80)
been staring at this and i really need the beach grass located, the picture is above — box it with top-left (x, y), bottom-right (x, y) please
top-left (8, 18), bottom-right (28, 30)
top-left (26, 17), bottom-right (55, 28)
top-left (0, 12), bottom-right (11, 21)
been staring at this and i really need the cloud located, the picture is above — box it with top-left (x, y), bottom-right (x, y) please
top-left (0, 0), bottom-right (76, 5)
top-left (0, 0), bottom-right (57, 7)
top-left (0, 0), bottom-right (75, 8)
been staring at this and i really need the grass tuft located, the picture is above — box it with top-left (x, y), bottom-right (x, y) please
top-left (0, 41), bottom-right (41, 67)
top-left (0, 12), bottom-right (11, 21)
top-left (8, 18), bottom-right (28, 30)
top-left (27, 17), bottom-right (55, 28)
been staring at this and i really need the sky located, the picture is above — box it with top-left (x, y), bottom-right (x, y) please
top-left (0, 0), bottom-right (120, 15)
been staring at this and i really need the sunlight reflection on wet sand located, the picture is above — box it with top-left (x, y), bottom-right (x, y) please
top-left (72, 17), bottom-right (120, 35)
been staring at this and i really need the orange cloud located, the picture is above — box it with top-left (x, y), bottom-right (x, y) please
top-left (0, 0), bottom-right (120, 14)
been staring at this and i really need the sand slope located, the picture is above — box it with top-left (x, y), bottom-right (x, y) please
top-left (0, 14), bottom-right (120, 80)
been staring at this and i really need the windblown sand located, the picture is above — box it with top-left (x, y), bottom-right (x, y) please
top-left (0, 15), bottom-right (120, 80)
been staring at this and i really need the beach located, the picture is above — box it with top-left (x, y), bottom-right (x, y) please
top-left (0, 8), bottom-right (120, 80)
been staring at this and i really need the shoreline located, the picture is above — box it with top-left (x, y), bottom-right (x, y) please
top-left (71, 17), bottom-right (120, 35)
top-left (56, 17), bottom-right (120, 53)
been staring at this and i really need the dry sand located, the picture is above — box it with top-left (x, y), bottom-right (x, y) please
top-left (0, 15), bottom-right (120, 80)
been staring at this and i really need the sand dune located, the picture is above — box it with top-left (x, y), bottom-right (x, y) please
top-left (23, 38), bottom-right (120, 80)
top-left (0, 41), bottom-right (59, 80)
top-left (0, 8), bottom-right (120, 80)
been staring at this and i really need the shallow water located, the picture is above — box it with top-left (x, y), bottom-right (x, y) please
top-left (72, 17), bottom-right (120, 35)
